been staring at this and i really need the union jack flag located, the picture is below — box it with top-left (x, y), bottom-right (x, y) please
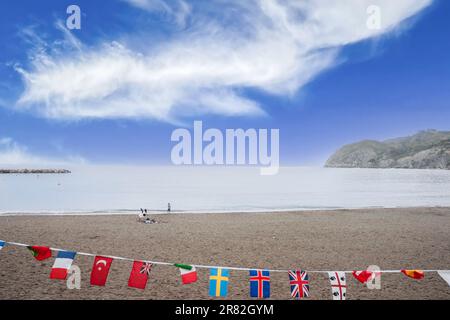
top-left (289, 270), bottom-right (309, 299)
top-left (140, 262), bottom-right (153, 276)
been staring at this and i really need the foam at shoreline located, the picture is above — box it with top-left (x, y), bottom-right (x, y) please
top-left (1, 205), bottom-right (445, 217)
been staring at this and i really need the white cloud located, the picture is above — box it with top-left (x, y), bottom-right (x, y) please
top-left (125, 0), bottom-right (192, 27)
top-left (15, 0), bottom-right (432, 122)
top-left (0, 137), bottom-right (85, 167)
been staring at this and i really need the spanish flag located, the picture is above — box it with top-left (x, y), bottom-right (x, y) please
top-left (401, 270), bottom-right (424, 280)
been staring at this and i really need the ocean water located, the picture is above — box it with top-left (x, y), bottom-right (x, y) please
top-left (1, 166), bottom-right (450, 215)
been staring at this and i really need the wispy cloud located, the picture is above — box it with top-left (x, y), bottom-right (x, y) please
top-left (0, 137), bottom-right (85, 167)
top-left (124, 0), bottom-right (192, 27)
top-left (15, 0), bottom-right (432, 123)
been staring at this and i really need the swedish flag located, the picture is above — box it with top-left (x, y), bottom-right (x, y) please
top-left (209, 268), bottom-right (229, 297)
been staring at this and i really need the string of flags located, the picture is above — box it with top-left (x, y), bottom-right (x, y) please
top-left (0, 239), bottom-right (449, 300)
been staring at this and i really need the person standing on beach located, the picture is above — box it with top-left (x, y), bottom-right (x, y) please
top-left (168, 203), bottom-right (171, 212)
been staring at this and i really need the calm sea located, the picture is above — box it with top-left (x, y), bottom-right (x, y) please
top-left (1, 166), bottom-right (450, 215)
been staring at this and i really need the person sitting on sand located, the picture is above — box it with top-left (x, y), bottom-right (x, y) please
top-left (138, 209), bottom-right (145, 222)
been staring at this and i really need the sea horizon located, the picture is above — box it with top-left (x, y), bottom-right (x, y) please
top-left (2, 165), bottom-right (450, 215)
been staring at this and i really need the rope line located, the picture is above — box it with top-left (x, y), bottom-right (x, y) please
top-left (2, 240), bottom-right (446, 274)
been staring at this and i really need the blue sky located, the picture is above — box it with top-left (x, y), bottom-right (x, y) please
top-left (0, 0), bottom-right (448, 166)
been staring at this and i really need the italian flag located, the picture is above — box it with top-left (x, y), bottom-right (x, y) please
top-left (175, 264), bottom-right (198, 284)
top-left (27, 246), bottom-right (52, 261)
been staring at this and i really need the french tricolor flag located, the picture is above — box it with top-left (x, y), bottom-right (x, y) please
top-left (50, 251), bottom-right (77, 280)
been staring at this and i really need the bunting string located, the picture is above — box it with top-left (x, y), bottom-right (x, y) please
top-left (1, 239), bottom-right (449, 299)
top-left (1, 240), bottom-right (446, 274)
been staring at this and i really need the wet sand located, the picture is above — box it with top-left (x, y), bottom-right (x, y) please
top-left (0, 207), bottom-right (449, 300)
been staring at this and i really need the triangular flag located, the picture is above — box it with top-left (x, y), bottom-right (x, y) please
top-left (437, 271), bottom-right (450, 287)
top-left (27, 246), bottom-right (52, 261)
top-left (401, 270), bottom-right (424, 280)
top-left (175, 264), bottom-right (198, 285)
top-left (352, 270), bottom-right (373, 284)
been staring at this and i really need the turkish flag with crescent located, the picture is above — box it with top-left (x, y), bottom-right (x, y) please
top-left (90, 256), bottom-right (113, 286)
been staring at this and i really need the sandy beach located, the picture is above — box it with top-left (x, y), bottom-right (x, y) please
top-left (0, 207), bottom-right (449, 300)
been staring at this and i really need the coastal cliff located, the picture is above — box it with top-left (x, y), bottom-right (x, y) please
top-left (326, 130), bottom-right (450, 170)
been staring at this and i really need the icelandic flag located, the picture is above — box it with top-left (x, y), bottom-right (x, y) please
top-left (0, 240), bottom-right (5, 251)
top-left (209, 268), bottom-right (229, 297)
top-left (249, 270), bottom-right (270, 298)
top-left (50, 251), bottom-right (76, 280)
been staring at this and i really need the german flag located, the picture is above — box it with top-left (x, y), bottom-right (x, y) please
top-left (401, 270), bottom-right (425, 280)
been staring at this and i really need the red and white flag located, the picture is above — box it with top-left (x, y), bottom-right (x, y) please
top-left (352, 270), bottom-right (373, 284)
top-left (128, 261), bottom-right (153, 289)
top-left (90, 256), bottom-right (113, 286)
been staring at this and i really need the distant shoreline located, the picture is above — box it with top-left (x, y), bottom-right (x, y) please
top-left (1, 205), bottom-right (449, 217)
top-left (0, 169), bottom-right (71, 174)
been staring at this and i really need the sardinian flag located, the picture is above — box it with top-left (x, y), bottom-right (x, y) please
top-left (328, 272), bottom-right (347, 300)
top-left (288, 270), bottom-right (309, 299)
top-left (50, 251), bottom-right (77, 280)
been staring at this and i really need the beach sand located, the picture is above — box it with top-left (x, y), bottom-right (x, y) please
top-left (0, 207), bottom-right (449, 300)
